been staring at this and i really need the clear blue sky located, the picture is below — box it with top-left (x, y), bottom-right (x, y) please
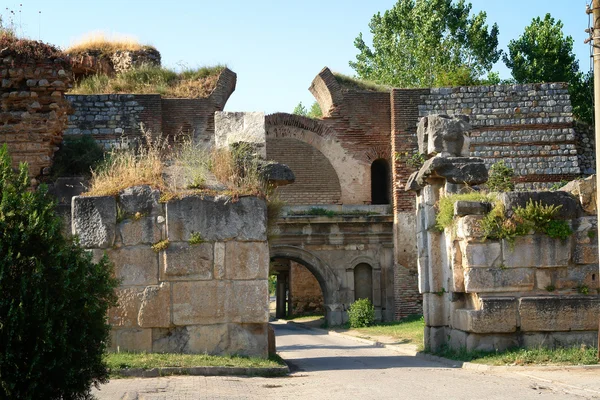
top-left (4, 0), bottom-right (593, 114)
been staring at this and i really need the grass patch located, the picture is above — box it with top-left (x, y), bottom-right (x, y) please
top-left (333, 72), bottom-right (391, 92)
top-left (345, 314), bottom-right (424, 347)
top-left (188, 232), bottom-right (203, 245)
top-left (284, 314), bottom-right (324, 322)
top-left (432, 345), bottom-right (599, 366)
top-left (71, 64), bottom-right (225, 98)
top-left (66, 31), bottom-right (153, 54)
top-left (151, 240), bottom-right (169, 252)
top-left (105, 352), bottom-right (284, 372)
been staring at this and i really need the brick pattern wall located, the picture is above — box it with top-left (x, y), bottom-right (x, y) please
top-left (266, 138), bottom-right (341, 204)
top-left (417, 83), bottom-right (581, 189)
top-left (65, 94), bottom-right (161, 148)
top-left (290, 261), bottom-right (324, 315)
top-left (162, 98), bottom-right (218, 145)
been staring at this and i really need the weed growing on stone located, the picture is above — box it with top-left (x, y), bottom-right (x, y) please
top-left (151, 240), bottom-right (169, 253)
top-left (588, 230), bottom-right (597, 239)
top-left (545, 285), bottom-right (556, 292)
top-left (435, 192), bottom-right (493, 231)
top-left (577, 285), bottom-right (590, 295)
top-left (485, 160), bottom-right (514, 192)
top-left (188, 232), bottom-right (203, 245)
top-left (66, 31), bottom-right (151, 54)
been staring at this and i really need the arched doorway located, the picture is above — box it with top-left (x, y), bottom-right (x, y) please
top-left (371, 158), bottom-right (390, 204)
top-left (270, 245), bottom-right (343, 326)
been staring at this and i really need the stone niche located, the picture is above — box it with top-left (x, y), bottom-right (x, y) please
top-left (0, 43), bottom-right (72, 177)
top-left (72, 185), bottom-right (269, 357)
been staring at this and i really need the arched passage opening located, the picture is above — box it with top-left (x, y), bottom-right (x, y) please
top-left (371, 158), bottom-right (390, 205)
top-left (270, 245), bottom-right (343, 326)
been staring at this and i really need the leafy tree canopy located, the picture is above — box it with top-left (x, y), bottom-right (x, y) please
top-left (350, 0), bottom-right (501, 88)
top-left (292, 101), bottom-right (322, 119)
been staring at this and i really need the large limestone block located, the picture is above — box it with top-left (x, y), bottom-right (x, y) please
top-left (72, 195), bottom-right (116, 248)
top-left (500, 191), bottom-right (581, 219)
top-left (227, 280), bottom-right (269, 323)
top-left (152, 327), bottom-right (189, 353)
top-left (109, 328), bottom-right (152, 352)
top-left (228, 323), bottom-right (268, 358)
top-left (560, 175), bottom-right (596, 214)
top-left (423, 293), bottom-right (447, 327)
top-left (415, 156), bottom-right (488, 186)
top-left (455, 215), bottom-right (485, 240)
top-left (464, 267), bottom-right (534, 293)
top-left (427, 232), bottom-right (447, 292)
top-left (417, 114), bottom-right (471, 157)
top-left (573, 244), bottom-right (599, 265)
top-left (460, 241), bottom-right (502, 268)
top-left (225, 242), bottom-right (269, 280)
top-left (161, 242), bottom-right (213, 280)
top-left (554, 264), bottom-right (599, 291)
top-left (109, 287), bottom-right (144, 327)
top-left (108, 246), bottom-right (159, 286)
top-left (522, 331), bottom-right (598, 349)
top-left (465, 332), bottom-right (519, 353)
top-left (452, 297), bottom-right (517, 333)
top-left (502, 235), bottom-right (570, 268)
top-left (119, 216), bottom-right (162, 246)
top-left (172, 281), bottom-right (227, 325)
top-left (214, 242), bottom-right (226, 279)
top-left (166, 196), bottom-right (266, 242)
top-left (519, 296), bottom-right (600, 332)
top-left (186, 324), bottom-right (229, 355)
top-left (215, 111), bottom-right (266, 158)
top-left (118, 185), bottom-right (161, 216)
top-left (424, 326), bottom-right (447, 352)
top-left (138, 282), bottom-right (171, 328)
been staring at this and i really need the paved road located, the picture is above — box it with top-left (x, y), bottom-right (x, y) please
top-left (93, 322), bottom-right (600, 399)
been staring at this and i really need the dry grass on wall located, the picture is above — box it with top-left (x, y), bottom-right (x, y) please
top-left (69, 65), bottom-right (224, 98)
top-left (85, 134), bottom-right (267, 198)
top-left (65, 31), bottom-right (151, 54)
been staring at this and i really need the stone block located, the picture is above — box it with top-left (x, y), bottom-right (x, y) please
top-left (460, 241), bottom-right (502, 268)
top-left (225, 242), bottom-right (269, 280)
top-left (454, 201), bottom-right (491, 217)
top-left (161, 242), bottom-right (213, 280)
top-left (109, 287), bottom-right (144, 327)
top-left (424, 326), bottom-right (447, 352)
top-left (554, 264), bottom-right (599, 291)
top-left (452, 297), bottom-right (517, 333)
top-left (152, 327), bottom-right (189, 353)
top-left (214, 242), bottom-right (225, 279)
top-left (227, 323), bottom-right (268, 358)
top-left (447, 328), bottom-right (468, 350)
top-left (417, 114), bottom-right (471, 157)
top-left (519, 296), bottom-right (600, 331)
top-left (172, 281), bottom-right (227, 325)
top-left (573, 244), bottom-right (598, 265)
top-left (186, 324), bottom-right (229, 355)
top-left (427, 232), bottom-right (447, 292)
top-left (500, 191), bottom-right (582, 219)
top-left (227, 280), bottom-right (269, 323)
top-left (465, 333), bottom-right (519, 353)
top-left (423, 293), bottom-right (447, 327)
top-left (560, 175), bottom-right (596, 214)
top-left (417, 256), bottom-right (430, 293)
top-left (166, 196), bottom-right (266, 242)
top-left (455, 215), bottom-right (486, 240)
top-left (109, 328), bottom-right (152, 352)
top-left (535, 270), bottom-right (552, 290)
top-left (138, 282), bottom-right (171, 328)
top-left (72, 195), bottom-right (116, 248)
top-left (502, 235), bottom-right (570, 268)
top-left (450, 242), bottom-right (465, 292)
top-left (522, 331), bottom-right (598, 349)
top-left (108, 246), bottom-right (159, 286)
top-left (215, 112), bottom-right (266, 158)
top-left (464, 267), bottom-right (534, 293)
top-left (119, 216), bottom-right (161, 246)
top-left (118, 185), bottom-right (161, 215)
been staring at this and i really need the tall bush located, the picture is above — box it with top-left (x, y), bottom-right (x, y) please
top-left (0, 144), bottom-right (118, 399)
top-left (348, 298), bottom-right (375, 328)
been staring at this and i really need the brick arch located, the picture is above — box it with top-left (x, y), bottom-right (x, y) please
top-left (266, 113), bottom-right (369, 204)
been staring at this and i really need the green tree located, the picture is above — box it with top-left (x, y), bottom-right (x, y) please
top-left (504, 13), bottom-right (592, 124)
top-left (0, 144), bottom-right (118, 399)
top-left (293, 101), bottom-right (322, 119)
top-left (350, 0), bottom-right (501, 88)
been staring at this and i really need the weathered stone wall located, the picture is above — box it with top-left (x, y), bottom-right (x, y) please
top-left (72, 187), bottom-right (269, 357)
top-left (290, 262), bottom-right (324, 315)
top-left (0, 50), bottom-right (72, 176)
top-left (416, 184), bottom-right (599, 352)
top-left (64, 68), bottom-right (237, 147)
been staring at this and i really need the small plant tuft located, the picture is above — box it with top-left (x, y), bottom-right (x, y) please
top-left (545, 285), bottom-right (556, 292)
top-left (486, 161), bottom-right (515, 192)
top-left (348, 298), bottom-right (375, 328)
top-left (188, 232), bottom-right (203, 245)
top-left (577, 285), bottom-right (590, 295)
top-left (436, 192), bottom-right (492, 231)
top-left (152, 240), bottom-right (170, 253)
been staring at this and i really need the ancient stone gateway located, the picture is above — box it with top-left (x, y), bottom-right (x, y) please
top-left (270, 207), bottom-right (395, 325)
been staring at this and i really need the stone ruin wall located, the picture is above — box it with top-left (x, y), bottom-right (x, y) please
top-left (0, 51), bottom-right (72, 176)
top-left (418, 186), bottom-right (599, 352)
top-left (71, 187), bottom-right (270, 357)
top-left (63, 68), bottom-right (237, 149)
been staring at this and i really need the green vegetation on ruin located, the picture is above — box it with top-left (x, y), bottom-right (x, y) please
top-left (333, 72), bottom-right (391, 92)
top-left (70, 64), bottom-right (225, 98)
